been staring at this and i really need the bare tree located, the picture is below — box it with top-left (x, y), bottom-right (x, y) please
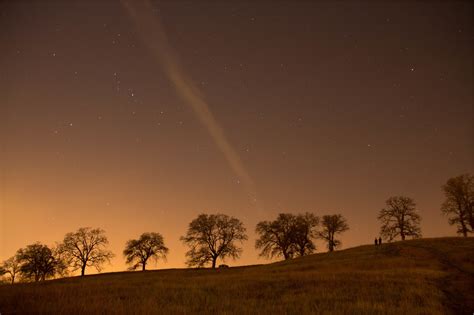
top-left (292, 213), bottom-right (320, 256)
top-left (441, 174), bottom-right (474, 237)
top-left (181, 214), bottom-right (247, 268)
top-left (59, 227), bottom-right (114, 276)
top-left (0, 256), bottom-right (20, 284)
top-left (378, 196), bottom-right (421, 241)
top-left (16, 243), bottom-right (65, 282)
top-left (318, 214), bottom-right (349, 252)
top-left (51, 245), bottom-right (69, 278)
top-left (123, 232), bottom-right (169, 271)
top-left (255, 213), bottom-right (297, 260)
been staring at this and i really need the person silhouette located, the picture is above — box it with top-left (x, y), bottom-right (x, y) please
top-left (374, 238), bottom-right (378, 246)
top-left (378, 237), bottom-right (382, 245)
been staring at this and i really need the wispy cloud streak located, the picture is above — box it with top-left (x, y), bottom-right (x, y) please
top-left (121, 0), bottom-right (261, 211)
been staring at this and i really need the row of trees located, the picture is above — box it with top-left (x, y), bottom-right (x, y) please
top-left (0, 212), bottom-right (348, 283)
top-left (1, 173), bottom-right (472, 283)
top-left (0, 228), bottom-right (113, 284)
top-left (255, 213), bottom-right (348, 259)
top-left (183, 212), bottom-right (349, 268)
top-left (376, 174), bottom-right (473, 241)
top-left (0, 244), bottom-right (67, 284)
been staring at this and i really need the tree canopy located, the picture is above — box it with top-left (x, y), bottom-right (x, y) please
top-left (293, 213), bottom-right (320, 256)
top-left (378, 196), bottom-right (421, 241)
top-left (16, 243), bottom-right (66, 282)
top-left (441, 173), bottom-right (474, 237)
top-left (255, 213), bottom-right (320, 259)
top-left (123, 232), bottom-right (169, 271)
top-left (0, 256), bottom-right (20, 284)
top-left (318, 214), bottom-right (349, 252)
top-left (181, 213), bottom-right (247, 268)
top-left (59, 227), bottom-right (114, 276)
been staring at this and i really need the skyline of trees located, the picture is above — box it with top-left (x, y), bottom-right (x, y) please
top-left (1, 173), bottom-right (471, 283)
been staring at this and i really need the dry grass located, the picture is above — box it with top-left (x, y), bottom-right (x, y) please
top-left (0, 237), bottom-right (473, 314)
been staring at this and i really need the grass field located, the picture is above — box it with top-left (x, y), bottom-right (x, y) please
top-left (0, 237), bottom-right (473, 314)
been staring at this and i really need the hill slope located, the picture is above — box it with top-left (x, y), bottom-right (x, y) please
top-left (0, 237), bottom-right (473, 314)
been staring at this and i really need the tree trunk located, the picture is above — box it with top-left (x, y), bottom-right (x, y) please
top-left (461, 221), bottom-right (468, 237)
top-left (400, 215), bottom-right (405, 241)
top-left (328, 239), bottom-right (334, 252)
top-left (81, 264), bottom-right (86, 276)
top-left (211, 256), bottom-right (217, 269)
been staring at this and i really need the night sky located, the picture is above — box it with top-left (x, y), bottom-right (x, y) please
top-left (1, 1), bottom-right (472, 272)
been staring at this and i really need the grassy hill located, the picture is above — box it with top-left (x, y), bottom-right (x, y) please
top-left (0, 237), bottom-right (473, 314)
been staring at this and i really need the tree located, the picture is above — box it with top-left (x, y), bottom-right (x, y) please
top-left (59, 227), bottom-right (114, 276)
top-left (378, 196), bottom-right (421, 241)
top-left (123, 232), bottom-right (169, 271)
top-left (181, 214), bottom-right (247, 268)
top-left (256, 213), bottom-right (320, 259)
top-left (441, 174), bottom-right (474, 237)
top-left (255, 213), bottom-right (297, 260)
top-left (292, 213), bottom-right (320, 256)
top-left (318, 214), bottom-right (349, 252)
top-left (16, 243), bottom-right (65, 282)
top-left (0, 256), bottom-right (20, 284)
top-left (51, 245), bottom-right (70, 278)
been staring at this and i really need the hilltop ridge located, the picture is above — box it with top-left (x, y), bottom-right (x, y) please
top-left (0, 237), bottom-right (473, 314)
